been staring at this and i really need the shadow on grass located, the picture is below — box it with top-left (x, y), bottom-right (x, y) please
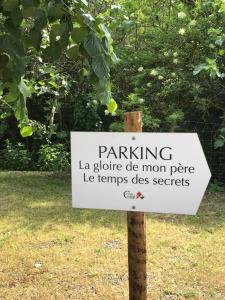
top-left (0, 172), bottom-right (127, 230)
top-left (149, 191), bottom-right (225, 231)
top-left (0, 172), bottom-right (224, 231)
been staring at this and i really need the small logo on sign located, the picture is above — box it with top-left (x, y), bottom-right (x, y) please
top-left (136, 192), bottom-right (144, 199)
top-left (124, 191), bottom-right (144, 200)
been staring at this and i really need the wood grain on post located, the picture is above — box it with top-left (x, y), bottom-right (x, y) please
top-left (124, 111), bottom-right (147, 300)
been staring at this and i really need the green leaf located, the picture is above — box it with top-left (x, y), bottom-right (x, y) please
top-left (66, 45), bottom-right (80, 59)
top-left (99, 23), bottom-right (111, 41)
top-left (218, 49), bottom-right (225, 56)
top-left (34, 8), bottom-right (47, 30)
top-left (193, 64), bottom-right (206, 75)
top-left (214, 139), bottom-right (224, 149)
top-left (71, 27), bottom-right (89, 43)
top-left (111, 5), bottom-right (121, 11)
top-left (2, 0), bottom-right (18, 11)
top-left (48, 1), bottom-right (64, 19)
top-left (15, 94), bottom-right (27, 121)
top-left (60, 22), bottom-right (69, 35)
top-left (82, 68), bottom-right (89, 76)
top-left (83, 34), bottom-right (102, 56)
top-left (206, 58), bottom-right (216, 65)
top-left (49, 80), bottom-right (58, 89)
top-left (111, 51), bottom-right (120, 63)
top-left (50, 23), bottom-right (61, 43)
top-left (4, 82), bottom-right (20, 102)
top-left (80, 0), bottom-right (88, 6)
top-left (96, 78), bottom-right (111, 92)
top-left (219, 2), bottom-right (225, 13)
top-left (21, 0), bottom-right (39, 17)
top-left (0, 112), bottom-right (11, 120)
top-left (92, 55), bottom-right (109, 79)
top-left (59, 23), bottom-right (69, 49)
top-left (22, 6), bottom-right (37, 18)
top-left (12, 52), bottom-right (26, 79)
top-left (98, 90), bottom-right (111, 104)
top-left (2, 66), bottom-right (14, 82)
top-left (4, 18), bottom-right (21, 37)
top-left (94, 79), bottom-right (112, 104)
top-left (21, 0), bottom-right (40, 7)
top-left (0, 54), bottom-right (10, 69)
top-left (0, 35), bottom-right (12, 53)
top-left (43, 42), bottom-right (61, 62)
top-left (121, 20), bottom-right (133, 31)
top-left (29, 29), bottom-right (42, 50)
top-left (49, 23), bottom-right (69, 49)
top-left (83, 13), bottom-right (96, 31)
top-left (18, 78), bottom-right (31, 99)
top-left (12, 39), bottom-right (24, 56)
top-left (215, 38), bottom-right (223, 46)
top-left (107, 98), bottom-right (117, 113)
top-left (102, 37), bottom-right (110, 53)
top-left (20, 125), bottom-right (33, 137)
top-left (11, 7), bottom-right (23, 26)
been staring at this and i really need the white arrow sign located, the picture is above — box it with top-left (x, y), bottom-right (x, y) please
top-left (71, 132), bottom-right (211, 215)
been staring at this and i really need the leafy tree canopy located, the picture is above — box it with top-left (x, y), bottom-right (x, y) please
top-left (0, 0), bottom-right (117, 136)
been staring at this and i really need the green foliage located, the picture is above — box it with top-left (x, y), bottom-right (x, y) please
top-left (0, 0), bottom-right (117, 136)
top-left (106, 0), bottom-right (225, 134)
top-left (109, 92), bottom-right (160, 132)
top-left (214, 127), bottom-right (225, 148)
top-left (109, 121), bottom-right (124, 132)
top-left (0, 55), bottom-right (104, 171)
top-left (72, 92), bottom-right (102, 131)
top-left (0, 0), bottom-right (225, 182)
top-left (19, 124), bottom-right (33, 137)
top-left (166, 110), bottom-right (184, 132)
top-left (193, 58), bottom-right (222, 78)
top-left (0, 140), bottom-right (32, 170)
top-left (107, 98), bottom-right (117, 114)
top-left (37, 143), bottom-right (70, 172)
top-left (209, 180), bottom-right (225, 192)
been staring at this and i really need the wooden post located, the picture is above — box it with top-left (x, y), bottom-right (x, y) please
top-left (124, 111), bottom-right (147, 300)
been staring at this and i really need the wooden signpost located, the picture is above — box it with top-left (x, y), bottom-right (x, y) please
top-left (124, 112), bottom-right (147, 300)
top-left (71, 111), bottom-right (211, 299)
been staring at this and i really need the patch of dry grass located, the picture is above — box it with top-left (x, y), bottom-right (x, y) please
top-left (0, 172), bottom-right (224, 299)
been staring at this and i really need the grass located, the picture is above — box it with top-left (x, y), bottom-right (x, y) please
top-left (0, 171), bottom-right (224, 300)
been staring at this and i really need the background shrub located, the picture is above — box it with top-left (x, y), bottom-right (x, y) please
top-left (37, 144), bottom-right (70, 172)
top-left (0, 140), bottom-right (33, 171)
